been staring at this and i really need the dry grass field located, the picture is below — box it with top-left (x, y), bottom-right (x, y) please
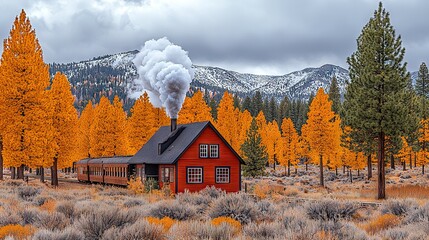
top-left (1, 165), bottom-right (429, 239)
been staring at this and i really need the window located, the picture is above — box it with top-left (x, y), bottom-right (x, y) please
top-left (187, 167), bottom-right (203, 184)
top-left (216, 167), bottom-right (230, 183)
top-left (210, 145), bottom-right (219, 158)
top-left (161, 167), bottom-right (174, 183)
top-left (199, 144), bottom-right (208, 158)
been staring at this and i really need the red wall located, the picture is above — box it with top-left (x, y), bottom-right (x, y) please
top-left (177, 126), bottom-right (241, 193)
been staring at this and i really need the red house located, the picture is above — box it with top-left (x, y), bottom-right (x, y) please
top-left (129, 120), bottom-right (244, 193)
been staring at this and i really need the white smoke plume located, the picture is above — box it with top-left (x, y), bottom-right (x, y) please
top-left (130, 37), bottom-right (194, 118)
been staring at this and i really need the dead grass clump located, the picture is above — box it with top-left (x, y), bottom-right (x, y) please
top-left (40, 199), bottom-right (56, 212)
top-left (256, 200), bottom-right (277, 221)
top-left (0, 224), bottom-right (34, 240)
top-left (0, 212), bottom-right (21, 227)
top-left (363, 213), bottom-right (400, 235)
top-left (123, 198), bottom-right (146, 208)
top-left (211, 216), bottom-right (242, 234)
top-left (387, 185), bottom-right (429, 199)
top-left (56, 201), bottom-right (76, 220)
top-left (35, 212), bottom-right (69, 231)
top-left (405, 202), bottom-right (429, 224)
top-left (145, 216), bottom-right (175, 232)
top-left (17, 186), bottom-right (41, 201)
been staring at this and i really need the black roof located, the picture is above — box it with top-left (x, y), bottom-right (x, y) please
top-left (129, 121), bottom-right (244, 165)
top-left (76, 156), bottom-right (132, 165)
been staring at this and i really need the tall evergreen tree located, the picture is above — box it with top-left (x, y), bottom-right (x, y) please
top-left (328, 76), bottom-right (341, 115)
top-left (242, 96), bottom-right (252, 113)
top-left (277, 96), bottom-right (290, 128)
top-left (344, 3), bottom-right (413, 199)
top-left (251, 91), bottom-right (263, 116)
top-left (241, 118), bottom-right (268, 177)
top-left (268, 97), bottom-right (278, 123)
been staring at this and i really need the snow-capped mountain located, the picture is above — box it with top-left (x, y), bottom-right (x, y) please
top-left (50, 51), bottom-right (352, 109)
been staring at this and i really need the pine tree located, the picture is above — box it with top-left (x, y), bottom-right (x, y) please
top-left (302, 88), bottom-right (337, 186)
top-left (242, 96), bottom-right (252, 113)
top-left (268, 97), bottom-right (278, 123)
top-left (49, 72), bottom-right (79, 186)
top-left (127, 93), bottom-right (156, 154)
top-left (78, 101), bottom-right (94, 159)
top-left (328, 76), bottom-right (341, 115)
top-left (241, 118), bottom-right (268, 177)
top-left (0, 10), bottom-right (54, 179)
top-left (344, 3), bottom-right (413, 199)
top-left (251, 91), bottom-right (263, 117)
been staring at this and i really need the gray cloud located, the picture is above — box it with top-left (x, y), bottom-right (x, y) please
top-left (0, 0), bottom-right (428, 75)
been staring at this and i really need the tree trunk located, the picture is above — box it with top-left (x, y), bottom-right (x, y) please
top-left (343, 165), bottom-right (346, 174)
top-left (0, 140), bottom-right (3, 181)
top-left (367, 154), bottom-right (372, 179)
top-left (390, 154), bottom-right (395, 170)
top-left (40, 167), bottom-right (44, 183)
top-left (415, 154), bottom-right (417, 168)
top-left (403, 161), bottom-right (406, 171)
top-left (287, 160), bottom-right (291, 177)
top-left (11, 167), bottom-right (15, 179)
top-left (305, 163), bottom-right (308, 172)
top-left (423, 165), bottom-right (425, 175)
top-left (319, 155), bottom-right (324, 186)
top-left (335, 167), bottom-right (338, 176)
top-left (295, 167), bottom-right (297, 174)
top-left (378, 132), bottom-right (386, 199)
top-left (17, 165), bottom-right (24, 179)
top-left (357, 169), bottom-right (360, 176)
top-left (51, 158), bottom-right (58, 187)
top-left (410, 153), bottom-right (413, 169)
top-left (273, 154), bottom-right (276, 171)
top-left (350, 168), bottom-right (353, 183)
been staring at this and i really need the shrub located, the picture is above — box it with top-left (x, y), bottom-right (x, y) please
top-left (144, 178), bottom-right (159, 193)
top-left (319, 221), bottom-right (368, 240)
top-left (305, 199), bottom-right (357, 222)
top-left (17, 186), bottom-right (41, 201)
top-left (0, 224), bottom-right (34, 239)
top-left (145, 216), bottom-right (175, 232)
top-left (381, 228), bottom-right (409, 240)
top-left (20, 208), bottom-right (41, 225)
top-left (0, 212), bottom-right (21, 227)
top-left (380, 199), bottom-right (419, 216)
top-left (199, 186), bottom-right (226, 199)
top-left (123, 198), bottom-right (145, 208)
top-left (363, 214), bottom-right (400, 235)
top-left (35, 212), bottom-right (69, 231)
top-left (56, 201), bottom-right (76, 220)
top-left (405, 202), bottom-right (429, 223)
top-left (211, 216), bottom-right (241, 234)
top-left (243, 222), bottom-right (284, 239)
top-left (101, 220), bottom-right (164, 240)
top-left (208, 193), bottom-right (258, 224)
top-left (127, 177), bottom-right (144, 194)
top-left (256, 200), bottom-right (277, 221)
top-left (168, 221), bottom-right (235, 240)
top-left (176, 192), bottom-right (211, 214)
top-left (40, 199), bottom-right (57, 212)
top-left (253, 182), bottom-right (270, 199)
top-left (282, 209), bottom-right (310, 232)
top-left (32, 227), bottom-right (85, 240)
top-left (76, 207), bottom-right (139, 240)
top-left (33, 196), bottom-right (50, 206)
top-left (149, 200), bottom-right (195, 221)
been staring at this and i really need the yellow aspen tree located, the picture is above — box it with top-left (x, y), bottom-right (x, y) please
top-left (265, 120), bottom-right (282, 169)
top-left (396, 137), bottom-right (413, 171)
top-left (303, 88), bottom-right (337, 186)
top-left (127, 92), bottom-right (156, 154)
top-left (215, 92), bottom-right (237, 147)
top-left (0, 10), bottom-right (54, 179)
top-left (327, 116), bottom-right (343, 174)
top-left (256, 111), bottom-right (269, 153)
top-left (418, 118), bottom-right (429, 174)
top-left (153, 107), bottom-right (170, 128)
top-left (281, 118), bottom-right (299, 176)
top-left (237, 110), bottom-right (252, 156)
top-left (179, 91), bottom-right (213, 124)
top-left (90, 97), bottom-right (115, 157)
top-left (49, 72), bottom-right (79, 186)
top-left (112, 96), bottom-right (130, 156)
top-left (77, 101), bottom-right (94, 159)
top-left (299, 124), bottom-right (312, 171)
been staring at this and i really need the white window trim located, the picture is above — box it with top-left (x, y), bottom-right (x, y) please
top-left (216, 167), bottom-right (230, 183)
top-left (200, 144), bottom-right (208, 158)
top-left (187, 167), bottom-right (203, 184)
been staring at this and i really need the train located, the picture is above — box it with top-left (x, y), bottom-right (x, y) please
top-left (76, 156), bottom-right (136, 186)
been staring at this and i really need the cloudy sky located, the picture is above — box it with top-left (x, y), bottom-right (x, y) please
top-left (0, 0), bottom-right (428, 75)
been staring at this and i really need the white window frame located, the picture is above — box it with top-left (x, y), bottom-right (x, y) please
top-left (187, 167), bottom-right (203, 184)
top-left (209, 145), bottom-right (219, 158)
top-left (199, 144), bottom-right (208, 158)
top-left (215, 167), bottom-right (230, 183)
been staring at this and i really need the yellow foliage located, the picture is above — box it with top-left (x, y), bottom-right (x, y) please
top-left (40, 199), bottom-right (56, 212)
top-left (363, 214), bottom-right (399, 235)
top-left (0, 224), bottom-right (34, 240)
top-left (146, 216), bottom-right (175, 231)
top-left (215, 92), bottom-right (241, 151)
top-left (280, 118), bottom-right (299, 169)
top-left (211, 216), bottom-right (241, 234)
top-left (127, 92), bottom-right (157, 154)
top-left (179, 91), bottom-right (213, 124)
top-left (253, 182), bottom-right (270, 199)
top-left (77, 101), bottom-right (94, 159)
top-left (128, 177), bottom-right (144, 194)
top-left (265, 120), bottom-right (282, 166)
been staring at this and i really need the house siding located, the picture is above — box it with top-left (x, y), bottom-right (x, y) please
top-left (177, 126), bottom-right (241, 193)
